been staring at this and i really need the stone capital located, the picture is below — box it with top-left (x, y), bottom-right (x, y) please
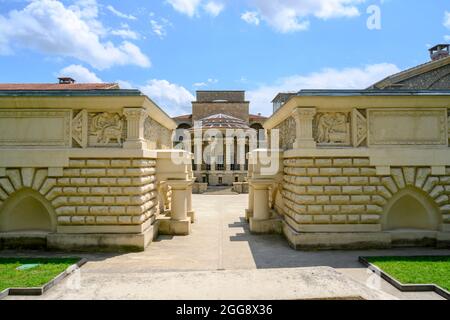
top-left (123, 107), bottom-right (148, 149)
top-left (291, 107), bottom-right (317, 121)
top-left (291, 107), bottom-right (317, 149)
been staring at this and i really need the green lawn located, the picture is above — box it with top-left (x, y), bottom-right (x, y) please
top-left (366, 256), bottom-right (450, 291)
top-left (0, 257), bottom-right (80, 292)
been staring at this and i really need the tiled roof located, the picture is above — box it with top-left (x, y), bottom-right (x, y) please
top-left (197, 113), bottom-right (250, 129)
top-left (249, 113), bottom-right (267, 120)
top-left (0, 83), bottom-right (120, 90)
top-left (173, 114), bottom-right (192, 120)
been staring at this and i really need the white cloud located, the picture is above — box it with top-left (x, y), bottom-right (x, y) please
top-left (204, 1), bottom-right (224, 17)
top-left (444, 11), bottom-right (450, 29)
top-left (139, 79), bottom-right (195, 116)
top-left (245, 0), bottom-right (364, 33)
top-left (193, 78), bottom-right (218, 87)
top-left (111, 23), bottom-right (139, 40)
top-left (241, 11), bottom-right (260, 26)
top-left (247, 63), bottom-right (400, 115)
top-left (166, 0), bottom-right (202, 17)
top-left (151, 20), bottom-right (167, 39)
top-left (106, 5), bottom-right (137, 20)
top-left (59, 64), bottom-right (102, 82)
top-left (0, 0), bottom-right (150, 69)
top-left (167, 0), bottom-right (224, 17)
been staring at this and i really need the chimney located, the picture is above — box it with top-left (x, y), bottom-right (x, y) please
top-left (58, 77), bottom-right (76, 84)
top-left (429, 44), bottom-right (449, 61)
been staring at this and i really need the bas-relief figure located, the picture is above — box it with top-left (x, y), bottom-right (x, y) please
top-left (89, 112), bottom-right (124, 146)
top-left (315, 112), bottom-right (350, 145)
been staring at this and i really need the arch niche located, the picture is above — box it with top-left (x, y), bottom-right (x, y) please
top-left (0, 189), bottom-right (56, 233)
top-left (382, 188), bottom-right (441, 232)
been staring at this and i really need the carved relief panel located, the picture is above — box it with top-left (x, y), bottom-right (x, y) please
top-left (144, 116), bottom-right (172, 149)
top-left (88, 112), bottom-right (125, 147)
top-left (314, 112), bottom-right (351, 146)
top-left (72, 110), bottom-right (88, 148)
top-left (352, 109), bottom-right (367, 147)
top-left (275, 116), bottom-right (296, 150)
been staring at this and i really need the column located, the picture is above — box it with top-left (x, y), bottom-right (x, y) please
top-left (292, 107), bottom-right (317, 149)
top-left (167, 180), bottom-right (190, 221)
top-left (123, 107), bottom-right (147, 149)
top-left (225, 138), bottom-right (232, 172)
top-left (252, 182), bottom-right (271, 221)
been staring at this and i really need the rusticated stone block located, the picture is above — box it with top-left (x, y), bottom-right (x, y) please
top-left (110, 159), bottom-right (132, 167)
top-left (341, 205), bottom-right (365, 214)
top-left (361, 214), bottom-right (380, 224)
top-left (330, 195), bottom-right (350, 204)
top-left (324, 186), bottom-right (341, 194)
top-left (353, 158), bottom-right (370, 166)
top-left (330, 177), bottom-right (348, 185)
top-left (96, 216), bottom-right (118, 225)
top-left (342, 186), bottom-right (363, 194)
top-left (313, 215), bottom-right (331, 224)
top-left (349, 177), bottom-right (369, 185)
top-left (333, 158), bottom-right (352, 167)
top-left (69, 159), bottom-right (86, 167)
top-left (90, 206), bottom-right (109, 215)
top-left (307, 205), bottom-right (323, 214)
top-left (332, 215), bottom-right (347, 223)
top-left (295, 214), bottom-right (313, 224)
top-left (306, 168), bottom-right (319, 176)
top-left (86, 159), bottom-right (110, 167)
top-left (320, 168), bottom-right (342, 176)
top-left (343, 168), bottom-right (359, 176)
top-left (315, 159), bottom-right (332, 167)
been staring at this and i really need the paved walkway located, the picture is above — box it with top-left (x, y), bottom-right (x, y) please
top-left (2, 194), bottom-right (449, 300)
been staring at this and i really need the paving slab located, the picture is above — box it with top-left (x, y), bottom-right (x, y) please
top-left (5, 267), bottom-right (395, 300)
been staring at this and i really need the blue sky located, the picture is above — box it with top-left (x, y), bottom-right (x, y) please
top-left (0, 0), bottom-right (449, 116)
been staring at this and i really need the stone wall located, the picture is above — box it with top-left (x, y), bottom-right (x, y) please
top-left (53, 158), bottom-right (157, 227)
top-left (282, 158), bottom-right (450, 230)
top-left (196, 91), bottom-right (245, 102)
top-left (192, 102), bottom-right (250, 122)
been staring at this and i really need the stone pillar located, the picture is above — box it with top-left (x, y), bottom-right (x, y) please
top-left (245, 184), bottom-right (254, 220)
top-left (225, 139), bottom-right (232, 172)
top-left (165, 180), bottom-right (193, 235)
top-left (292, 107), bottom-right (317, 149)
top-left (249, 179), bottom-right (281, 234)
top-left (253, 183), bottom-right (271, 221)
top-left (187, 182), bottom-right (196, 223)
top-left (123, 108), bottom-right (147, 149)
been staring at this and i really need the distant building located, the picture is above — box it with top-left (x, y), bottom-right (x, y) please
top-left (173, 91), bottom-right (266, 187)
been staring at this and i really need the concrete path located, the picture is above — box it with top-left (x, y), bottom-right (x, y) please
top-left (2, 194), bottom-right (449, 300)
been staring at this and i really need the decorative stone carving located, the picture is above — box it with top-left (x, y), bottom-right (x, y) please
top-left (88, 112), bottom-right (124, 146)
top-left (144, 116), bottom-right (173, 149)
top-left (275, 116), bottom-right (296, 150)
top-left (352, 109), bottom-right (367, 147)
top-left (314, 112), bottom-right (350, 145)
top-left (72, 110), bottom-right (88, 148)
